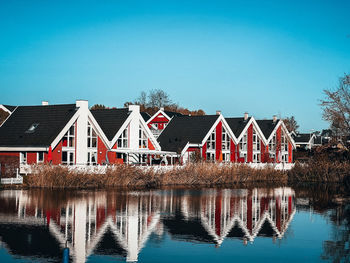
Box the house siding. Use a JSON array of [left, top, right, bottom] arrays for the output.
[[215, 121, 222, 161]]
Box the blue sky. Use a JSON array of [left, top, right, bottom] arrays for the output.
[[1, 0, 349, 132]]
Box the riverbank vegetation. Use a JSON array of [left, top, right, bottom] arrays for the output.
[[23, 163, 287, 189]]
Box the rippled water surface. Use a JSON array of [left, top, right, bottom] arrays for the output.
[[0, 184, 349, 263]]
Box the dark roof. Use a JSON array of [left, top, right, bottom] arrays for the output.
[[91, 108, 130, 141], [140, 112, 151, 122], [225, 117, 251, 138], [164, 110, 183, 118], [255, 119, 280, 139], [157, 115, 219, 153], [292, 133, 313, 143], [2, 105, 17, 112], [0, 104, 77, 147]]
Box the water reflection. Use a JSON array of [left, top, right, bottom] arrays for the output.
[[0, 187, 295, 262]]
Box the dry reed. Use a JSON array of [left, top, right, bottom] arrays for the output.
[[24, 163, 287, 189]]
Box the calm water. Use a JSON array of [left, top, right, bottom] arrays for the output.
[[0, 185, 349, 263]]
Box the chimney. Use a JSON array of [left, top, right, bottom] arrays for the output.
[[244, 112, 248, 121], [75, 100, 89, 165], [128, 104, 140, 114], [128, 105, 140, 151], [273, 115, 277, 123], [216, 110, 221, 115], [76, 99, 88, 109], [42, 101, 49, 106], [160, 107, 164, 112]]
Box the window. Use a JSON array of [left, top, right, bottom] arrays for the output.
[[222, 127, 230, 150], [253, 153, 261, 163], [62, 151, 74, 165], [20, 152, 27, 164], [87, 123, 97, 148], [206, 152, 215, 161], [63, 125, 75, 148], [207, 131, 215, 150], [25, 123, 39, 133], [87, 122, 98, 165], [37, 152, 44, 163], [239, 134, 247, 151], [117, 128, 128, 148], [269, 133, 276, 152], [281, 132, 288, 152], [139, 125, 148, 148], [253, 129, 260, 151]]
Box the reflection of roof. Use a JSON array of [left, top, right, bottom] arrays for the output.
[[163, 213, 215, 243], [158, 115, 219, 153], [91, 108, 130, 141], [225, 117, 251, 137], [0, 104, 77, 147], [0, 224, 61, 262], [93, 228, 127, 257], [255, 119, 280, 139]]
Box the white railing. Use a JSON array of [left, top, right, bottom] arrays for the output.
[[1, 169, 23, 184]]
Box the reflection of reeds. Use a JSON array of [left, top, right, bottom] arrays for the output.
[[24, 163, 287, 189], [288, 160, 350, 184]]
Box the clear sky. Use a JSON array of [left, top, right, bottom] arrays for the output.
[[1, 0, 349, 132]]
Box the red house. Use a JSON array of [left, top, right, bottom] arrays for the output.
[[146, 108, 183, 137]]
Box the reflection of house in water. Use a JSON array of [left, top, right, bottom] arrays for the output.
[[0, 187, 295, 262], [163, 187, 295, 246]]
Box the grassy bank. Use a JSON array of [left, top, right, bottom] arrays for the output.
[[288, 160, 350, 184], [24, 163, 287, 189]]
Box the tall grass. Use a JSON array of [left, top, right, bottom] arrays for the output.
[[24, 163, 287, 189]]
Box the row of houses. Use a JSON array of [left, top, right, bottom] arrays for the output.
[[0, 100, 296, 175]]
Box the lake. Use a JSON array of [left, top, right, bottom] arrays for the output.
[[0, 184, 349, 263]]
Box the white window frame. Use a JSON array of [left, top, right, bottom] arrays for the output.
[[87, 122, 98, 165], [207, 131, 216, 151], [62, 150, 74, 165], [20, 152, 27, 164], [139, 125, 148, 149], [62, 124, 76, 165], [117, 128, 128, 148], [37, 152, 44, 163]]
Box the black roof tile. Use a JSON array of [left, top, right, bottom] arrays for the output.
[[292, 133, 313, 143], [91, 108, 130, 141], [2, 105, 17, 112], [164, 110, 183, 118], [157, 115, 219, 153], [0, 104, 77, 147], [140, 112, 151, 122], [255, 119, 280, 139], [225, 117, 251, 138]]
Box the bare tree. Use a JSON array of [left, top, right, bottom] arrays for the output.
[[148, 89, 172, 108], [321, 74, 350, 139], [283, 116, 299, 132], [136, 91, 147, 106]]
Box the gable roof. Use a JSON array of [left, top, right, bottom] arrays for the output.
[[255, 119, 280, 139], [1, 105, 17, 112], [292, 133, 314, 143], [0, 104, 77, 148], [157, 115, 219, 153], [140, 112, 151, 122], [164, 110, 183, 118], [91, 108, 130, 141], [225, 117, 251, 138]]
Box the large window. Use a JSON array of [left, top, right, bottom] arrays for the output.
[[87, 122, 97, 165], [253, 129, 260, 151], [269, 133, 276, 152], [62, 124, 75, 165], [139, 125, 148, 148], [37, 152, 44, 163], [62, 125, 75, 148], [207, 131, 215, 150], [281, 132, 288, 152], [239, 134, 247, 151], [117, 128, 128, 148], [222, 127, 230, 151]]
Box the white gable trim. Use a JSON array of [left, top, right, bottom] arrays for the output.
[[266, 121, 296, 149], [0, 106, 18, 128], [235, 117, 267, 145], [146, 109, 171, 125], [0, 147, 48, 152], [0, 105, 13, 114], [50, 109, 80, 149], [139, 114, 161, 151]]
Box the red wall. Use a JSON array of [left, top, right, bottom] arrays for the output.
[[148, 139, 155, 150], [97, 137, 108, 165], [51, 141, 62, 165], [230, 139, 236, 162], [27, 152, 37, 164], [148, 113, 170, 130], [260, 141, 266, 163], [288, 142, 293, 163], [215, 122, 222, 161], [202, 142, 207, 160], [247, 124, 253, 163], [275, 126, 282, 163]]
